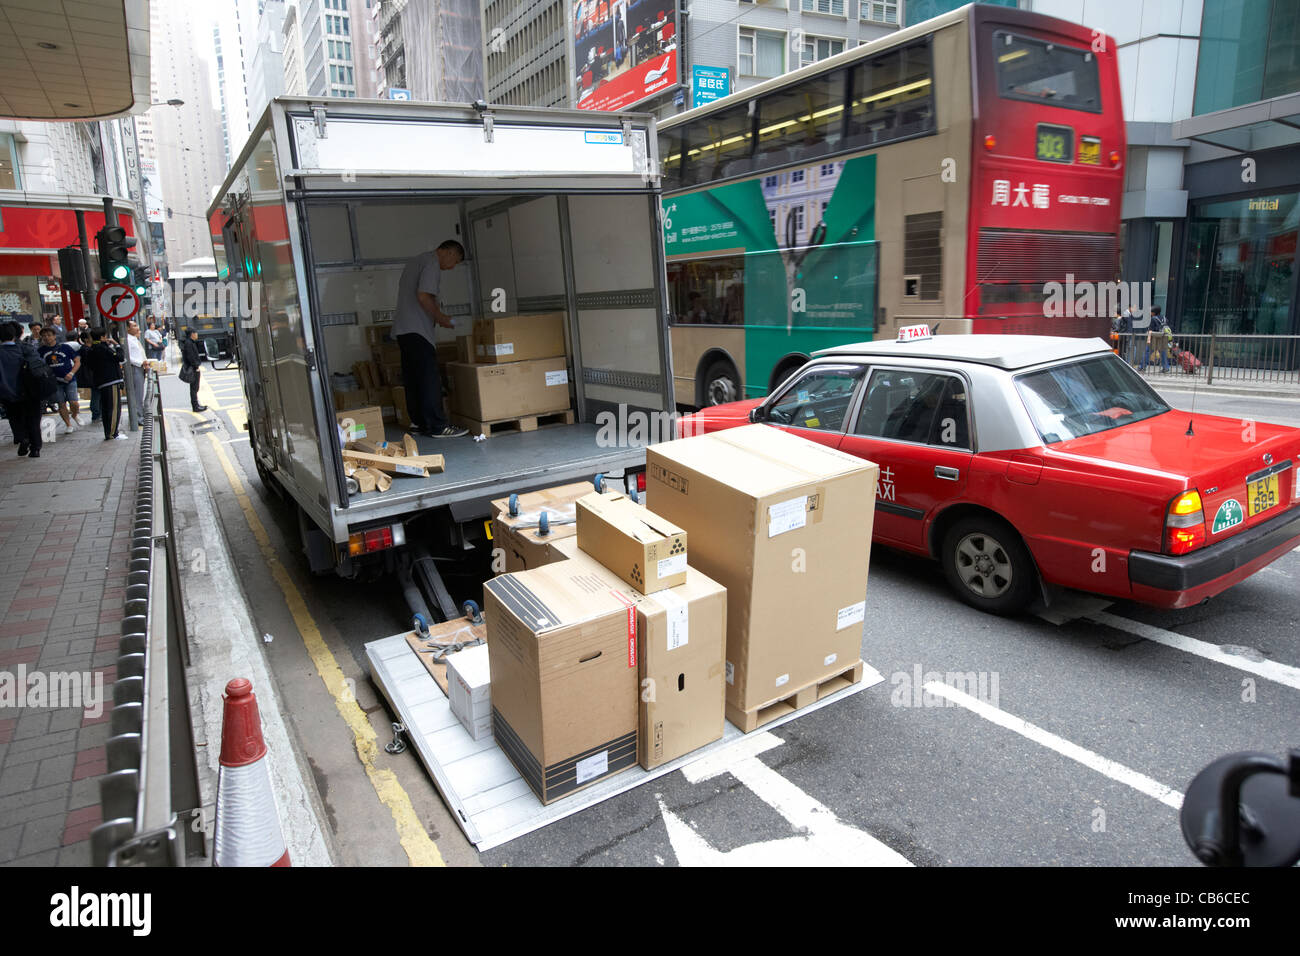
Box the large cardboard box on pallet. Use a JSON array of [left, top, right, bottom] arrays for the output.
[[576, 492, 687, 593], [554, 543, 726, 768], [490, 481, 601, 572], [483, 561, 639, 804], [447, 357, 570, 423], [474, 313, 566, 364], [646, 424, 877, 717]]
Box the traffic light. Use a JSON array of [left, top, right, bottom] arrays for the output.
[[57, 246, 90, 294], [131, 264, 149, 298], [95, 225, 135, 283]]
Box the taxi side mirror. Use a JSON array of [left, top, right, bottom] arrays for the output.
[[748, 405, 765, 423]]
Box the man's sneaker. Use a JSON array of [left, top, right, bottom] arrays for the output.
[[64, 423, 76, 434], [28, 450, 40, 458], [113, 434, 129, 441], [16, 443, 29, 457], [430, 425, 469, 439]]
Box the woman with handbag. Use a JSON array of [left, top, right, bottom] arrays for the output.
[[179, 328, 206, 413]]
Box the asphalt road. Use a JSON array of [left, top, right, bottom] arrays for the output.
[[168, 365, 1300, 867]]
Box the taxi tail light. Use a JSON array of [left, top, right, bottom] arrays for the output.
[[347, 523, 406, 557], [1164, 491, 1206, 556]]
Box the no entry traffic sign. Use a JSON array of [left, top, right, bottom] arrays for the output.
[[96, 283, 140, 322]]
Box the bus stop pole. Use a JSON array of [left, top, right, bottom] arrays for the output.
[[103, 197, 140, 433]]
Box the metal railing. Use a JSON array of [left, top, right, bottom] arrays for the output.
[[1113, 333, 1300, 387], [90, 369, 204, 866]]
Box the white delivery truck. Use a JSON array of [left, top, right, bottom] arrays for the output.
[[206, 98, 672, 619]]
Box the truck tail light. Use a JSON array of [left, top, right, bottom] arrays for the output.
[[348, 522, 406, 556], [983, 134, 996, 151], [1165, 491, 1206, 555], [636, 471, 646, 492]]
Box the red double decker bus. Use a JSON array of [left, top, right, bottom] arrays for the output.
[[658, 4, 1126, 406]]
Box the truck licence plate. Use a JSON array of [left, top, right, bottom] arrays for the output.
[[1247, 474, 1279, 516]]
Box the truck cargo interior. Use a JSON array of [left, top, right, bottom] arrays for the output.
[[304, 193, 669, 511]]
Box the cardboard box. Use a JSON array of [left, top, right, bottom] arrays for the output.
[[447, 644, 493, 740], [435, 341, 458, 366], [333, 388, 368, 411], [645, 424, 877, 714], [484, 561, 639, 804], [554, 544, 726, 768], [367, 386, 393, 408], [392, 386, 410, 428], [576, 492, 687, 594], [456, 334, 474, 364], [381, 363, 403, 386], [447, 356, 570, 423], [473, 312, 566, 364], [365, 323, 394, 348], [489, 481, 605, 572], [335, 405, 386, 443], [374, 343, 403, 366]]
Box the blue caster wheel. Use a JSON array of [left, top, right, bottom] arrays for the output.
[[593, 473, 605, 493], [462, 600, 482, 625], [538, 511, 550, 536], [412, 612, 430, 638], [508, 493, 520, 517]]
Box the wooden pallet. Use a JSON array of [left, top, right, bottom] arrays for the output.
[[726, 660, 865, 734], [451, 408, 575, 438]]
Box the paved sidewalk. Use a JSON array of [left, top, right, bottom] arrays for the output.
[[0, 412, 140, 866]]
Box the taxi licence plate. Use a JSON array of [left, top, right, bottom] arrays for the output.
[[1247, 474, 1279, 516], [1078, 138, 1101, 165]]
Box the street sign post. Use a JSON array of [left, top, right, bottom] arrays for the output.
[[96, 283, 141, 322]]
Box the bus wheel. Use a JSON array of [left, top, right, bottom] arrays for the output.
[[702, 359, 740, 406]]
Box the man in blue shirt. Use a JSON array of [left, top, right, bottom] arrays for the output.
[[38, 326, 83, 434]]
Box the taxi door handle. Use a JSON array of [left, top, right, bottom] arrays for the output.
[[935, 466, 960, 481]]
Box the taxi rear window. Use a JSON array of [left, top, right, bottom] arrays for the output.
[[1014, 355, 1169, 443]]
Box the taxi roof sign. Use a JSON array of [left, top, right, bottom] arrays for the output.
[[898, 324, 933, 342]]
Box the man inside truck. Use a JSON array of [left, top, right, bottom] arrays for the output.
[[394, 239, 469, 439]]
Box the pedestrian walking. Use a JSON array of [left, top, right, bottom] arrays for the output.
[[393, 239, 468, 439], [76, 329, 101, 422], [83, 328, 127, 440], [179, 329, 207, 413], [1, 320, 47, 457], [144, 320, 164, 361], [125, 320, 147, 427], [36, 326, 82, 433], [1142, 307, 1171, 373]]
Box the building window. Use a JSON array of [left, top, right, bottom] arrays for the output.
[[860, 0, 899, 23], [0, 133, 19, 189], [801, 36, 844, 68], [1194, 0, 1300, 114], [821, 163, 835, 176], [764, 175, 778, 188], [788, 204, 806, 240], [802, 0, 846, 15], [739, 27, 786, 78], [791, 168, 805, 183]]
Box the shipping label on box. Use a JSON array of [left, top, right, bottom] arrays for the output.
[[447, 357, 570, 422], [576, 492, 687, 594], [645, 424, 876, 713], [483, 562, 639, 804], [473, 312, 566, 365]]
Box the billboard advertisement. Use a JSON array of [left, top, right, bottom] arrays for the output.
[[140, 158, 165, 224], [573, 0, 678, 111]]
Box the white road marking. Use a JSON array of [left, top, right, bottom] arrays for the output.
[[1086, 611, 1300, 691], [663, 731, 912, 867], [922, 681, 1184, 810]]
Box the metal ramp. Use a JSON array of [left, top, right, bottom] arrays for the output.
[[366, 632, 882, 852]]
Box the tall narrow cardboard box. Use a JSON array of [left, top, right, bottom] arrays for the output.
[[645, 424, 878, 717]]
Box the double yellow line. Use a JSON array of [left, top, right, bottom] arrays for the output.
[[196, 414, 444, 867]]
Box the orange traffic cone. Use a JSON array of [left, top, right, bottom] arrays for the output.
[[213, 678, 291, 867]]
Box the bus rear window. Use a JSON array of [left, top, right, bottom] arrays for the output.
[[992, 30, 1101, 113]]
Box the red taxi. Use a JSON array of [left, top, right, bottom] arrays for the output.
[[678, 330, 1300, 615]]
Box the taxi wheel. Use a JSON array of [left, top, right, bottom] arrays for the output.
[[941, 517, 1036, 615]]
